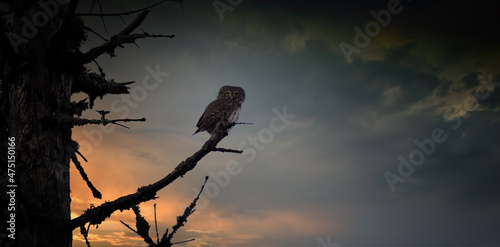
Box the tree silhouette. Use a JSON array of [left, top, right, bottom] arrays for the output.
[[0, 1, 242, 246]]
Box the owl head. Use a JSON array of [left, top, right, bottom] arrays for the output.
[[217, 85, 246, 103]]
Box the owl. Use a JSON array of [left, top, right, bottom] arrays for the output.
[[194, 85, 246, 135]]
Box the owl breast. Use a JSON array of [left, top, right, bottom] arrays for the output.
[[228, 107, 240, 123]]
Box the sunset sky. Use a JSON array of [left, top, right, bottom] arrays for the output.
[[70, 1, 500, 246]]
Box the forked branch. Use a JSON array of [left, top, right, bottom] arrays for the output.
[[81, 10, 175, 64], [68, 116, 241, 231], [121, 176, 208, 246]]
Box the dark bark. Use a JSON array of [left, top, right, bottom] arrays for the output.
[[6, 66, 73, 247], [0, 0, 79, 245]]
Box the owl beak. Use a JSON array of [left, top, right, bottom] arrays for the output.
[[230, 95, 234, 100]]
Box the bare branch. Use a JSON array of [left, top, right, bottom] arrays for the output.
[[122, 177, 208, 246], [92, 59, 106, 77], [120, 220, 138, 235], [213, 147, 243, 153], [172, 239, 195, 245], [73, 72, 133, 108], [81, 10, 148, 62], [155, 204, 160, 244], [66, 116, 146, 128], [76, 0, 183, 16], [68, 116, 241, 231], [68, 98, 90, 117], [71, 150, 102, 199], [80, 10, 174, 63], [132, 206, 156, 245], [107, 32, 175, 47], [76, 148, 88, 162], [80, 225, 91, 247], [165, 176, 209, 243], [95, 0, 108, 32], [83, 26, 107, 41], [65, 140, 101, 198]]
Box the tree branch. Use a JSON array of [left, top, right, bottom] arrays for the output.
[[71, 150, 102, 199], [120, 219, 139, 235], [76, 0, 183, 16], [83, 25, 107, 41], [65, 116, 146, 128], [213, 147, 243, 154], [121, 176, 208, 246], [81, 10, 148, 62], [68, 98, 90, 117], [65, 140, 101, 198], [73, 72, 133, 108], [165, 176, 208, 244], [79, 224, 91, 247], [80, 10, 175, 63], [68, 117, 240, 231], [130, 205, 156, 245]]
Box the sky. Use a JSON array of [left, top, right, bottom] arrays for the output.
[[69, 1, 500, 246]]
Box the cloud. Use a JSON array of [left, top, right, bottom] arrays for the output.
[[180, 208, 337, 247]]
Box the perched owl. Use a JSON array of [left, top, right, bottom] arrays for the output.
[[194, 85, 246, 135]]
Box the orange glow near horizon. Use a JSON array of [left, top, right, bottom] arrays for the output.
[[70, 125, 338, 247], [70, 126, 199, 247]]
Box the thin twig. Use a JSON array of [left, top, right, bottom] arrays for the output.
[[89, 0, 96, 13], [75, 149, 88, 162], [76, 0, 180, 16], [118, 15, 126, 25], [173, 238, 195, 245], [120, 220, 138, 234], [83, 26, 108, 42], [213, 147, 243, 154], [236, 122, 253, 125], [71, 151, 102, 199], [92, 59, 105, 77], [112, 122, 130, 129], [85, 223, 92, 244], [80, 225, 91, 247], [96, 0, 107, 32], [154, 203, 159, 244]]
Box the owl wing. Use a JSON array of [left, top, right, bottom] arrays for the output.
[[194, 99, 224, 135], [194, 99, 241, 135]]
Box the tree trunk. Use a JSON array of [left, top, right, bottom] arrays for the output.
[[6, 67, 73, 246], [0, 0, 79, 244]]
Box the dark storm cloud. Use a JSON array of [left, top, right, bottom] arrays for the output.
[[462, 71, 483, 89], [382, 42, 420, 65], [404, 111, 500, 198], [396, 1, 500, 41], [245, 0, 500, 40]]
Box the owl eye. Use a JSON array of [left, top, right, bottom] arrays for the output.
[[225, 91, 231, 96], [234, 92, 239, 96]]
